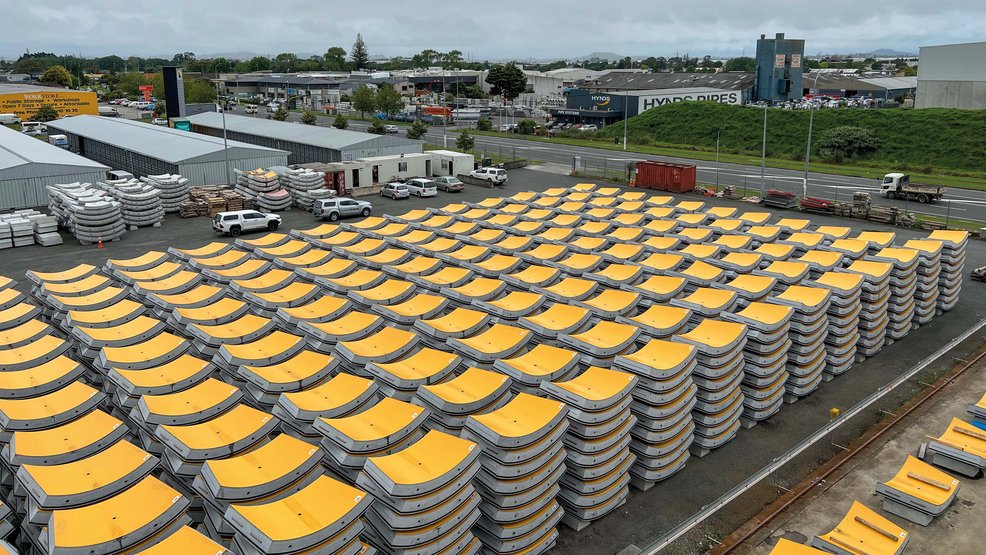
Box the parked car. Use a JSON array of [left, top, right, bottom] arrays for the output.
[[314, 197, 372, 221], [469, 167, 508, 185], [384, 124, 400, 134], [245, 105, 258, 114], [20, 122, 46, 136], [151, 118, 168, 126], [0, 113, 22, 125], [434, 176, 464, 193], [405, 178, 438, 198], [579, 124, 598, 132], [380, 182, 410, 199], [212, 210, 281, 237]]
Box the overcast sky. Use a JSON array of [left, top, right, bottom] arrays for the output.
[[4, 1, 984, 61]]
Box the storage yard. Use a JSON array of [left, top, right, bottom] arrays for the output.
[[0, 167, 983, 555]]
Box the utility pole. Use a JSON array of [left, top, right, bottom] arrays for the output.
[[803, 73, 822, 199], [217, 81, 231, 185]]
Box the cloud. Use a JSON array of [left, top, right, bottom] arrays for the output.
[[4, 0, 985, 60]]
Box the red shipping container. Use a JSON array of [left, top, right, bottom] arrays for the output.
[[634, 161, 696, 192]]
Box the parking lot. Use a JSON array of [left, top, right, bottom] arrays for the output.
[[6, 167, 986, 554]]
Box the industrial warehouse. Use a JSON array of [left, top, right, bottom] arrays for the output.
[[183, 112, 423, 163], [44, 115, 288, 186], [0, 125, 109, 209]]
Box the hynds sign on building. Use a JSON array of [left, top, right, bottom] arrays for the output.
[[637, 89, 742, 112], [0, 90, 98, 120]]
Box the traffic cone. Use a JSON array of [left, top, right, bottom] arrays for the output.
[[97, 238, 103, 249]]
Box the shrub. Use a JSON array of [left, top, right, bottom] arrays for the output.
[[817, 126, 881, 160]]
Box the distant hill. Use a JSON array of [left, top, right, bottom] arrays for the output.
[[598, 102, 986, 173]]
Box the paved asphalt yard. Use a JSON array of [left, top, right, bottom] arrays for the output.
[[4, 167, 986, 554]]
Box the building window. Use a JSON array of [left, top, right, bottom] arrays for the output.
[[398, 162, 407, 172]]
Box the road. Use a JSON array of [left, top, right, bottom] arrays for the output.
[[220, 104, 986, 224]]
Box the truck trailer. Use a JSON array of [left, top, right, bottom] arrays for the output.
[[880, 173, 945, 203]]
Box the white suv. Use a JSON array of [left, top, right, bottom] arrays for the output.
[[469, 167, 508, 185], [213, 210, 281, 237], [405, 178, 438, 198]]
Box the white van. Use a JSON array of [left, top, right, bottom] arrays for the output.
[[48, 134, 69, 149], [0, 114, 21, 125], [20, 122, 46, 136]]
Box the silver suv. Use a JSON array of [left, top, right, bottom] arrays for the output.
[[314, 198, 373, 221]]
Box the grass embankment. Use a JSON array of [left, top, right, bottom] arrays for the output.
[[471, 103, 986, 190]]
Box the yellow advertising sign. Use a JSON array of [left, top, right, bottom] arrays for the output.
[[0, 91, 98, 120]]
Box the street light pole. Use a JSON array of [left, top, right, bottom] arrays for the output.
[[715, 129, 721, 190], [759, 102, 767, 199], [217, 81, 232, 185], [802, 73, 821, 198], [622, 87, 629, 151]]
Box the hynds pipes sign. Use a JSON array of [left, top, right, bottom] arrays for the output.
[[638, 90, 742, 111]]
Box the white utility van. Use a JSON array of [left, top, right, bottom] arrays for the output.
[[0, 114, 21, 125]]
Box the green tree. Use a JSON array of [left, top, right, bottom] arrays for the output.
[[247, 56, 272, 72], [332, 114, 349, 129], [32, 105, 59, 122], [350, 34, 370, 70], [406, 120, 428, 139], [723, 56, 757, 72], [271, 106, 289, 121], [477, 117, 492, 131], [485, 63, 527, 101], [367, 120, 386, 134], [817, 126, 881, 161], [374, 84, 403, 117], [301, 110, 319, 125], [517, 118, 536, 135], [351, 85, 376, 117], [274, 53, 298, 72], [324, 47, 348, 71], [14, 58, 40, 75], [461, 84, 487, 99], [40, 65, 73, 87], [153, 101, 166, 116], [456, 130, 475, 152]]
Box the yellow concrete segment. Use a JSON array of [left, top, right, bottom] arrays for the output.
[[117, 261, 183, 282], [370, 348, 460, 383], [19, 439, 152, 499], [279, 373, 376, 416], [190, 249, 250, 270], [352, 279, 416, 304], [380, 294, 447, 319], [614, 213, 646, 227], [547, 213, 581, 227], [736, 302, 794, 327], [140, 378, 239, 421], [474, 255, 522, 273], [109, 354, 211, 393], [238, 232, 289, 249], [420, 214, 456, 227], [40, 274, 112, 297], [926, 230, 969, 247], [569, 236, 610, 252], [738, 211, 771, 225], [231, 268, 294, 293], [349, 216, 388, 229], [586, 208, 617, 220], [549, 366, 636, 404], [320, 397, 424, 443], [522, 304, 591, 331], [932, 417, 986, 458], [324, 269, 385, 290], [555, 254, 605, 273], [469, 392, 567, 443], [675, 201, 705, 213], [567, 321, 639, 350], [414, 266, 473, 287], [814, 500, 907, 554], [65, 299, 144, 328], [276, 248, 333, 268], [676, 288, 737, 311], [317, 230, 361, 246], [680, 260, 724, 282], [522, 243, 569, 262], [677, 320, 746, 351], [9, 409, 125, 463], [293, 223, 341, 239], [775, 218, 811, 232], [619, 338, 695, 373], [600, 242, 645, 261], [135, 526, 228, 554], [708, 219, 744, 233], [496, 344, 581, 379], [441, 202, 469, 213], [0, 319, 50, 347], [826, 239, 870, 258], [618, 191, 647, 201], [444, 277, 505, 299], [645, 195, 674, 206], [637, 252, 685, 273], [0, 380, 99, 428], [420, 367, 510, 406], [813, 225, 852, 240], [580, 289, 641, 315], [680, 244, 721, 260], [277, 295, 351, 322], [774, 286, 831, 311], [901, 239, 943, 257], [26, 263, 99, 285], [797, 250, 844, 268], [338, 326, 418, 358], [191, 314, 273, 341], [207, 259, 271, 281], [201, 433, 320, 491], [132, 270, 200, 294], [854, 231, 896, 249], [454, 323, 532, 354], [745, 225, 783, 243], [572, 183, 597, 192], [48, 475, 187, 552], [675, 213, 707, 226], [706, 206, 738, 219], [398, 230, 439, 246], [0, 335, 67, 370], [768, 538, 829, 554], [577, 221, 610, 235], [158, 404, 273, 452], [242, 350, 336, 387], [0, 356, 82, 398], [784, 233, 825, 250], [388, 256, 442, 275], [175, 297, 248, 323], [677, 227, 714, 243], [75, 315, 161, 344], [882, 455, 959, 506], [753, 242, 796, 260], [846, 260, 893, 281], [296, 258, 358, 278], [417, 308, 490, 335]]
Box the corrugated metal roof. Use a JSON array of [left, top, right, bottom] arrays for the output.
[[45, 116, 288, 164], [0, 83, 74, 95], [185, 112, 423, 151], [0, 125, 108, 173]]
